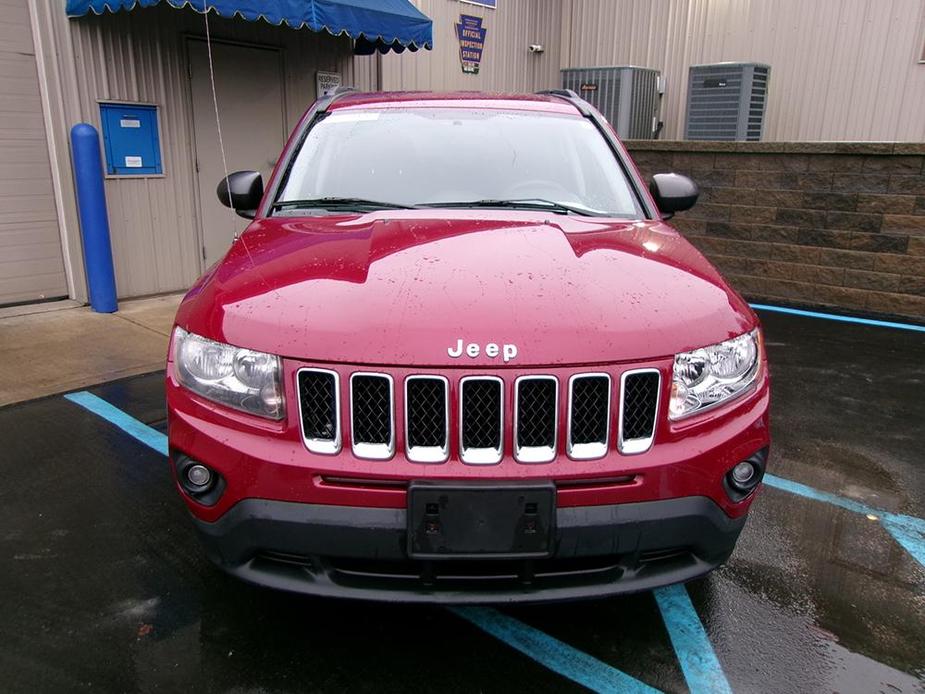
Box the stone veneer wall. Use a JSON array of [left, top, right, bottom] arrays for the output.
[[624, 141, 925, 321]]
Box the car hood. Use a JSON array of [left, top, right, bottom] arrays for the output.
[[176, 210, 756, 366]]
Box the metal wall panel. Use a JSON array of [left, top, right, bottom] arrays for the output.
[[30, 2, 365, 299], [559, 0, 925, 142], [373, 0, 562, 93], [0, 0, 67, 305]]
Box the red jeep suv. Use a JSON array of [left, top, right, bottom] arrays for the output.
[[166, 90, 769, 603]]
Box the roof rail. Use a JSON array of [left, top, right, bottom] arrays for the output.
[[536, 88, 578, 99], [315, 85, 358, 113], [534, 88, 590, 115]]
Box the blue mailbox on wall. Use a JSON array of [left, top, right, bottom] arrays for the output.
[[99, 103, 163, 176]]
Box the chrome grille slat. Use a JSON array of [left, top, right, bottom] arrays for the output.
[[514, 376, 558, 464], [405, 376, 449, 463], [459, 376, 503, 465], [619, 369, 660, 454], [297, 368, 340, 455], [567, 374, 611, 460], [350, 373, 394, 460]]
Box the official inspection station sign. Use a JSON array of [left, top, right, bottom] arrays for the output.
[[456, 15, 487, 74]]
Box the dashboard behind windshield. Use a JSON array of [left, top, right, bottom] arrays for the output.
[[275, 108, 644, 217]]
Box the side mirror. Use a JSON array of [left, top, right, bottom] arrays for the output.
[[649, 173, 699, 220], [216, 170, 263, 219]]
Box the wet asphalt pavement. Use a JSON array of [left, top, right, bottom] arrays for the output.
[[1, 309, 923, 693]]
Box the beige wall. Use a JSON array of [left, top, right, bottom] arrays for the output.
[[373, 0, 925, 141], [30, 2, 372, 299], [376, 0, 561, 92], [24, 0, 925, 302], [560, 0, 925, 142]]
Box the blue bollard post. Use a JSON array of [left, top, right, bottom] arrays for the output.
[[70, 123, 118, 313]]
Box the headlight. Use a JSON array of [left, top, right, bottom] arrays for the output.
[[669, 329, 761, 420], [173, 327, 284, 420]]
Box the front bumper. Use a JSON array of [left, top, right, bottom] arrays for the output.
[[192, 494, 747, 604], [166, 366, 771, 522]]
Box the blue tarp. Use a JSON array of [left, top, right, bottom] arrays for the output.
[[65, 0, 433, 52]]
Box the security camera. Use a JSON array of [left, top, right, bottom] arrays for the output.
[[528, 44, 544, 53]]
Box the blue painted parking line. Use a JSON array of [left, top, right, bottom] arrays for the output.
[[450, 606, 660, 694], [64, 390, 167, 455], [750, 303, 925, 333], [764, 473, 925, 569], [882, 517, 925, 569], [653, 584, 732, 694]]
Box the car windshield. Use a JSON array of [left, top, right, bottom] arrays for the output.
[[275, 108, 643, 218]]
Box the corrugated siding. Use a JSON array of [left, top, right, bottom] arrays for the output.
[[374, 0, 561, 92], [32, 2, 366, 298], [0, 0, 67, 305], [560, 0, 925, 141]]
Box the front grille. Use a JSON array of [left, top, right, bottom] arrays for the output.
[[514, 377, 558, 463], [619, 370, 660, 454], [350, 373, 394, 459], [568, 374, 610, 459], [296, 366, 664, 462], [297, 369, 340, 454], [405, 376, 449, 462], [460, 377, 503, 464]]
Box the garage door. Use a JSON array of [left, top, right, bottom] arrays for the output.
[[0, 0, 67, 306]]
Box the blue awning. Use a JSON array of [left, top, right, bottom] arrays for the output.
[[65, 0, 433, 53]]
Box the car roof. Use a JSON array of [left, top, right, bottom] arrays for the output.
[[327, 90, 581, 116]]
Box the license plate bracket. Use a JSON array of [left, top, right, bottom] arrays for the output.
[[407, 482, 555, 559]]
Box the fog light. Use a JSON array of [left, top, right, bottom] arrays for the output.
[[723, 447, 768, 502], [731, 461, 755, 485], [186, 464, 212, 488], [727, 460, 760, 493], [171, 452, 225, 506]]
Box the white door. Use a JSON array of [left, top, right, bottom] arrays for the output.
[[0, 0, 68, 305], [188, 40, 286, 267]]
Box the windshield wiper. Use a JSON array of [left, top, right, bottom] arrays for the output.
[[419, 198, 608, 217], [271, 197, 418, 212]]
